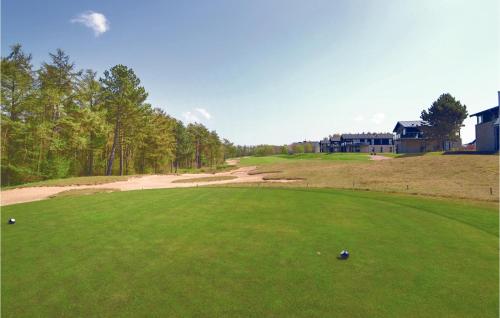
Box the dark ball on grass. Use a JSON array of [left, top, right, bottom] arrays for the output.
[[339, 250, 349, 260], [8, 218, 16, 224]]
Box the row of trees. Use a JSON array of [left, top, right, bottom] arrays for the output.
[[222, 143, 317, 157], [1, 45, 229, 186]]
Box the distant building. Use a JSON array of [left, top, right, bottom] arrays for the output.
[[291, 141, 320, 153], [469, 92, 499, 152], [393, 120, 461, 153], [319, 134, 341, 152], [393, 121, 427, 153], [320, 133, 394, 153], [341, 133, 394, 153]]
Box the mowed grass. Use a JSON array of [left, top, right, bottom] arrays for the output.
[[244, 154, 499, 201], [2, 187, 498, 317]]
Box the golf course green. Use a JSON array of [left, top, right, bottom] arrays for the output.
[[2, 187, 498, 317]]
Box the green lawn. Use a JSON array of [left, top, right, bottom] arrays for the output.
[[240, 153, 370, 165], [2, 188, 498, 317]]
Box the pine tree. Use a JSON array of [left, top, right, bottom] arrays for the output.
[[100, 65, 148, 175], [420, 93, 468, 150]]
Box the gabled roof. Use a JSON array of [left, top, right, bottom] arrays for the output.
[[392, 120, 426, 132], [469, 106, 499, 117], [397, 120, 425, 127]]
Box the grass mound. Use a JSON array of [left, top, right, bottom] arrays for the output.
[[2, 175, 130, 189], [2, 188, 498, 317], [172, 176, 237, 183]]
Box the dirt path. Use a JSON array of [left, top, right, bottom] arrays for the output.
[[0, 164, 289, 206], [370, 155, 393, 160], [225, 158, 240, 166]]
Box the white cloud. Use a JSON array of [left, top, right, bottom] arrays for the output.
[[354, 115, 364, 122], [182, 111, 199, 123], [371, 112, 386, 125], [71, 11, 109, 36], [182, 108, 212, 123], [195, 108, 211, 119]]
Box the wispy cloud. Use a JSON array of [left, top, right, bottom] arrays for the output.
[[195, 108, 211, 119], [354, 115, 365, 122], [71, 11, 109, 36], [182, 108, 212, 123], [370, 112, 386, 125]]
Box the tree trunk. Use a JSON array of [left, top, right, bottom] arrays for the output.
[[119, 134, 124, 176], [106, 118, 120, 176], [88, 149, 94, 176], [196, 140, 201, 169], [87, 132, 94, 176]]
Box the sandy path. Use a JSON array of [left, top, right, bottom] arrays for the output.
[[370, 155, 393, 160], [0, 165, 288, 206]]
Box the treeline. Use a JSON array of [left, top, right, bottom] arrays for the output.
[[224, 144, 290, 157], [1, 44, 234, 186], [222, 142, 319, 158]]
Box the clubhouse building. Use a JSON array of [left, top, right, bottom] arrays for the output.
[[469, 92, 499, 152], [392, 120, 461, 153], [320, 133, 394, 153]]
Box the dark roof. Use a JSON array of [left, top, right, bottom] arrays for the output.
[[392, 120, 426, 132], [397, 120, 425, 127], [341, 133, 393, 139], [469, 106, 499, 117]]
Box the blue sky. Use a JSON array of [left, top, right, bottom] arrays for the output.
[[2, 0, 498, 144]]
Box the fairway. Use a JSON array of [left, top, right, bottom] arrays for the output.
[[2, 188, 498, 317]]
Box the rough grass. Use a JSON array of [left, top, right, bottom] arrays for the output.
[[240, 153, 370, 165], [48, 188, 120, 199], [175, 164, 236, 174], [2, 175, 130, 189], [245, 154, 499, 201], [2, 187, 497, 317], [172, 176, 237, 183]]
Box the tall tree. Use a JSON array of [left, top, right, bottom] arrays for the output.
[[139, 108, 176, 173], [1, 44, 34, 120], [37, 49, 82, 179], [1, 44, 34, 184], [38, 49, 81, 121], [223, 139, 237, 159], [100, 65, 148, 175], [75, 70, 109, 175], [187, 123, 209, 169], [420, 93, 468, 150], [173, 120, 193, 171]]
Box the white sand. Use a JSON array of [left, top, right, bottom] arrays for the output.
[[370, 155, 393, 161]]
